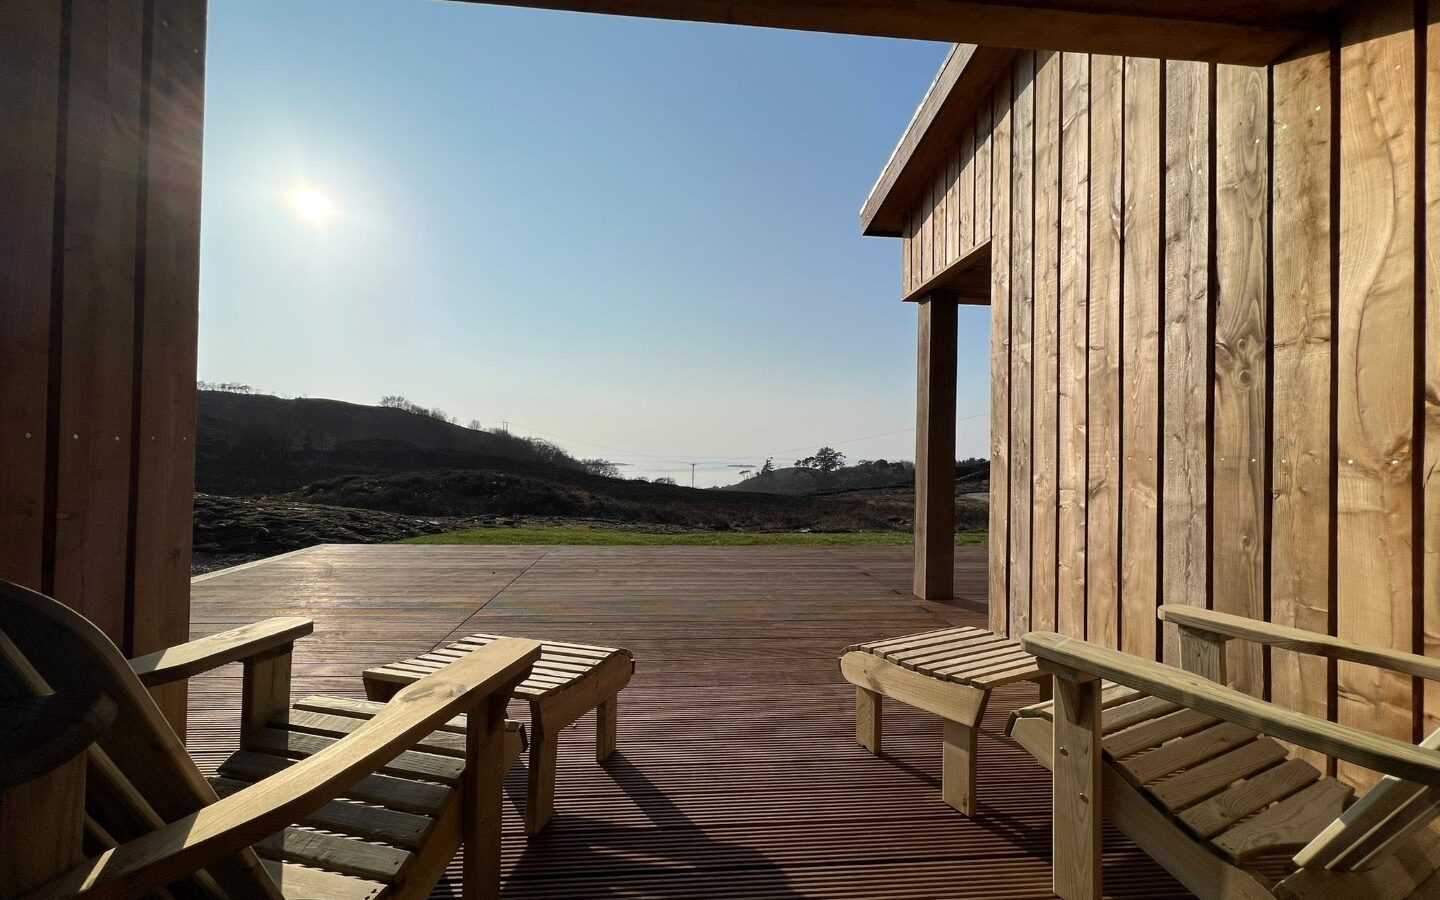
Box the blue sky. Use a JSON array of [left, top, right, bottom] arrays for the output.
[[199, 0, 992, 486]]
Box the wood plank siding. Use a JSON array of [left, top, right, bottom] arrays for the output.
[[0, 0, 205, 728], [892, 0, 1436, 785]]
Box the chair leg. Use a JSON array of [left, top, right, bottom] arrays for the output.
[[596, 697, 618, 762], [526, 724, 559, 835], [856, 687, 882, 754], [1053, 674, 1102, 900], [463, 695, 508, 900], [942, 720, 979, 816]]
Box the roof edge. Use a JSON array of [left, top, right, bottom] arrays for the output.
[[860, 45, 1015, 238]]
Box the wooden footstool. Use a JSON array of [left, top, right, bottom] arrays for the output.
[[364, 633, 634, 834], [840, 625, 1048, 816]]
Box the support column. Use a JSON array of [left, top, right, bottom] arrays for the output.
[[914, 291, 959, 603]]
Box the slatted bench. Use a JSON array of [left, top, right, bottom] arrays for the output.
[[840, 625, 1047, 816], [363, 633, 634, 834]]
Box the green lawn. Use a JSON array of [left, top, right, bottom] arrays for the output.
[[404, 526, 988, 547]]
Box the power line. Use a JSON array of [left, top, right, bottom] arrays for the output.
[[499, 412, 987, 470]]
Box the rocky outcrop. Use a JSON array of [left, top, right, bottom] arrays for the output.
[[193, 493, 460, 558]]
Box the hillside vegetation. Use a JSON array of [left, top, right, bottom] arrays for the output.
[[290, 468, 914, 532], [191, 390, 990, 566], [196, 390, 590, 495], [726, 459, 914, 495], [728, 456, 989, 496]]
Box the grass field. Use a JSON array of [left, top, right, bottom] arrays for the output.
[[405, 526, 988, 547]]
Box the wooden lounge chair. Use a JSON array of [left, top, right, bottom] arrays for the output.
[[1007, 604, 1440, 900], [0, 578, 541, 900]]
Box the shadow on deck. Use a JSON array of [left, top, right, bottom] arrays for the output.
[[187, 544, 1187, 898]]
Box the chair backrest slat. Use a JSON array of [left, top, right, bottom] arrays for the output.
[[1295, 725, 1440, 872], [0, 579, 280, 898]]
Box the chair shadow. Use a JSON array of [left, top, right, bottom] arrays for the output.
[[442, 751, 806, 897], [871, 748, 941, 789], [869, 740, 1053, 859]]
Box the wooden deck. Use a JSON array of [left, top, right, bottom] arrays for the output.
[[188, 545, 1187, 898]]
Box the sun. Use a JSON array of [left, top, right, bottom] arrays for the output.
[[288, 184, 336, 225]]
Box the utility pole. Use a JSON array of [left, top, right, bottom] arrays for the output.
[[690, 463, 697, 488]]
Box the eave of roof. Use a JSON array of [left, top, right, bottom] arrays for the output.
[[860, 44, 1015, 238]]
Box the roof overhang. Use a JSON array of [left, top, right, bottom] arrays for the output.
[[859, 44, 1014, 238], [453, 2, 1325, 65]]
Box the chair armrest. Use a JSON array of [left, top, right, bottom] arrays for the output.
[[1159, 605, 1440, 683], [1022, 631, 1440, 790], [128, 617, 314, 687], [30, 637, 541, 900]]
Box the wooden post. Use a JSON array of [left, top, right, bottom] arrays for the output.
[[914, 291, 959, 603], [1052, 671, 1101, 900], [240, 645, 293, 738], [1178, 629, 1227, 684], [0, 0, 206, 740]]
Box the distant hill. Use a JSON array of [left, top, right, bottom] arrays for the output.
[[193, 392, 988, 557], [288, 469, 914, 532], [195, 391, 583, 495], [725, 460, 914, 496], [726, 458, 989, 496]]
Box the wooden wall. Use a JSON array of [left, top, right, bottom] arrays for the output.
[[901, 0, 1440, 786], [0, 0, 207, 725]]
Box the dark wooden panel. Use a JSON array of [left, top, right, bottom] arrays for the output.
[[461, 1, 1316, 67], [1030, 50, 1060, 635], [914, 295, 958, 603], [1161, 59, 1211, 666], [1211, 63, 1270, 697], [1336, 0, 1417, 790], [132, 0, 207, 725], [1086, 54, 1123, 649], [1427, 0, 1440, 738], [1270, 38, 1333, 767], [52, 0, 145, 641], [0, 1, 62, 590], [1056, 52, 1089, 640], [1119, 56, 1161, 661], [1008, 50, 1036, 638], [988, 76, 1013, 637]]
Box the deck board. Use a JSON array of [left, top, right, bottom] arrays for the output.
[[188, 544, 1186, 898]]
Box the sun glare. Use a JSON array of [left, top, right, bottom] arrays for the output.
[[288, 184, 336, 225]]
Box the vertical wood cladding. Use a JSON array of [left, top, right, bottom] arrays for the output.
[[0, 0, 206, 728], [898, 0, 1433, 784]]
